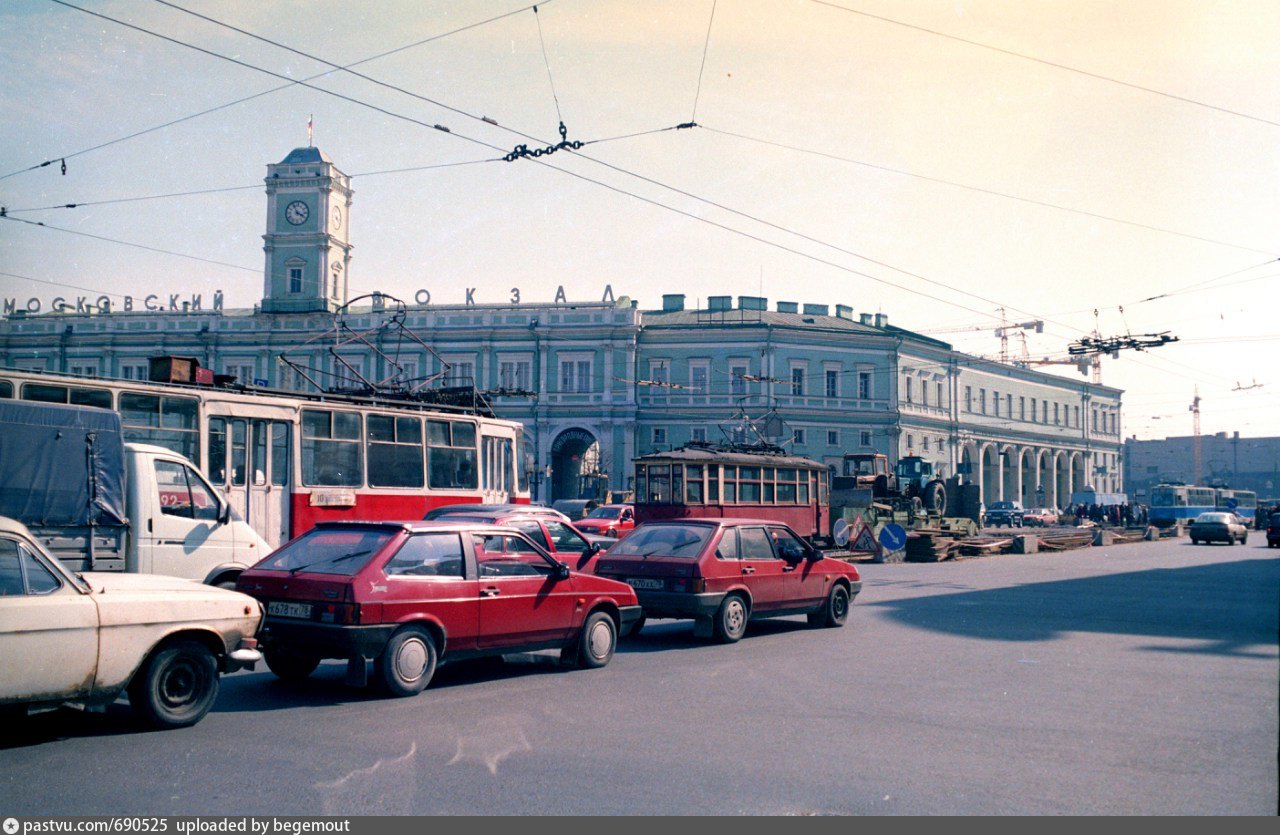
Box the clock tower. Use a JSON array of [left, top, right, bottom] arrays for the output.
[[261, 146, 353, 313]]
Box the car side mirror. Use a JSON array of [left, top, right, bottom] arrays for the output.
[[805, 547, 824, 562], [556, 562, 571, 580], [585, 542, 602, 557], [217, 500, 232, 526]]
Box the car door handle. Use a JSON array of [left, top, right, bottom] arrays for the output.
[[741, 566, 755, 574], [480, 587, 501, 598]]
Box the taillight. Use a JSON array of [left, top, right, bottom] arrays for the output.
[[318, 602, 360, 624], [670, 577, 705, 594]]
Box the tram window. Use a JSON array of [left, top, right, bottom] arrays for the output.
[[208, 418, 228, 484], [0, 381, 10, 398], [119, 392, 199, 462], [271, 422, 289, 487], [426, 419, 478, 490], [21, 383, 111, 410], [229, 420, 247, 486], [646, 465, 671, 503], [686, 464, 704, 503], [777, 468, 797, 503], [301, 409, 363, 487], [739, 467, 761, 503], [368, 415, 425, 488]]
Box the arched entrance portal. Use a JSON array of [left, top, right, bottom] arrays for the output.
[[549, 427, 605, 502]]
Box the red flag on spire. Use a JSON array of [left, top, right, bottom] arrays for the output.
[[307, 114, 313, 146]]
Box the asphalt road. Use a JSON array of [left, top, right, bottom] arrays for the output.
[[2, 534, 1276, 815]]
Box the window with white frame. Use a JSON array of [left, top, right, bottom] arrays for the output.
[[980, 388, 987, 414], [559, 353, 593, 393], [119, 361, 149, 381], [690, 427, 706, 443], [858, 370, 872, 400], [396, 360, 419, 388], [965, 386, 972, 412], [442, 357, 475, 388], [923, 437, 930, 451], [224, 363, 256, 385], [827, 429, 839, 446], [938, 382, 945, 408], [730, 360, 749, 395], [825, 366, 840, 399], [652, 427, 667, 445], [906, 434, 914, 450], [859, 430, 872, 447], [1020, 396, 1026, 420], [69, 363, 99, 377], [792, 428, 806, 446], [333, 356, 365, 389], [921, 378, 929, 406], [688, 360, 709, 395], [905, 377, 913, 403], [497, 355, 531, 391], [1006, 394, 1012, 418], [790, 362, 806, 396], [993, 390, 999, 416], [285, 258, 305, 293]]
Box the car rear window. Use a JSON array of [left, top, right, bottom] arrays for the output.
[[258, 527, 397, 575], [1195, 513, 1231, 524], [607, 524, 711, 558]]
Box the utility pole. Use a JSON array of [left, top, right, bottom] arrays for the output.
[[1189, 387, 1202, 485]]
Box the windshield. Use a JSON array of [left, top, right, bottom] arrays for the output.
[[258, 527, 395, 575], [607, 524, 712, 558], [587, 506, 622, 519], [1195, 513, 1231, 524]]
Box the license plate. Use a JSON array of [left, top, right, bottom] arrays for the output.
[[628, 578, 665, 591], [268, 601, 312, 619]]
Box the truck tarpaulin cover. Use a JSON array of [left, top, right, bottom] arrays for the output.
[[0, 400, 128, 528]]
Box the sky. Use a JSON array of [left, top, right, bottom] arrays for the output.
[[1, 0, 1277, 441]]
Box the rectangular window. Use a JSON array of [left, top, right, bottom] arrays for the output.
[[1092, 410, 1098, 431], [367, 414, 424, 488], [1054, 403, 1060, 424], [905, 377, 913, 404], [443, 361, 474, 388], [825, 369, 839, 399], [689, 361, 709, 395], [301, 409, 362, 487], [858, 371, 872, 400], [923, 437, 930, 451], [289, 268, 303, 293], [730, 361, 748, 396], [21, 383, 112, 411], [827, 430, 839, 446], [980, 389, 987, 415], [119, 362, 150, 381], [68, 363, 98, 377], [560, 356, 593, 393], [119, 392, 199, 463], [993, 390, 999, 416], [426, 419, 477, 489], [921, 380, 929, 406], [793, 428, 806, 446], [965, 386, 972, 412], [1032, 398, 1038, 422], [938, 382, 945, 409], [690, 427, 707, 443], [224, 363, 255, 385], [790, 365, 805, 397], [1006, 394, 1012, 418], [498, 359, 531, 391], [860, 430, 872, 447], [650, 361, 669, 389], [1074, 406, 1080, 427], [652, 427, 667, 445], [1042, 401, 1048, 423]]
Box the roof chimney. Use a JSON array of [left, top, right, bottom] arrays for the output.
[[802, 303, 829, 316], [662, 294, 686, 312], [776, 301, 798, 314], [738, 296, 767, 311], [835, 304, 853, 320], [859, 313, 873, 325], [708, 295, 732, 312], [874, 313, 888, 328]]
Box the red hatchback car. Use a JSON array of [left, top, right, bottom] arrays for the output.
[[595, 519, 861, 643], [574, 504, 637, 539], [235, 521, 641, 697]]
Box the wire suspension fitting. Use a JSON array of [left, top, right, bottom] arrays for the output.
[[503, 121, 583, 162]]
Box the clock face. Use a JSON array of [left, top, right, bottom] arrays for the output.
[[285, 200, 309, 225], [331, 205, 342, 228]]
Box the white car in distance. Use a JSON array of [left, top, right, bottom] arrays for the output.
[[0, 517, 264, 729]]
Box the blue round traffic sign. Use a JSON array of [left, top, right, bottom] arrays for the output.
[[832, 518, 851, 547], [879, 523, 907, 552], [1223, 497, 1239, 510]]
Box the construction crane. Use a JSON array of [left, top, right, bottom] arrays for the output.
[[994, 308, 1044, 364], [1190, 387, 1202, 484]]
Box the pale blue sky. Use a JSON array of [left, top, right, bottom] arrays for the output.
[[1, 0, 1277, 439]]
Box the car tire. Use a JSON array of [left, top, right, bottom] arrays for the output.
[[375, 626, 437, 698], [574, 611, 617, 669], [128, 639, 220, 729], [264, 645, 321, 682], [808, 584, 850, 629], [712, 594, 749, 644]]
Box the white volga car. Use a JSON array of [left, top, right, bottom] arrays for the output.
[[0, 517, 264, 729]]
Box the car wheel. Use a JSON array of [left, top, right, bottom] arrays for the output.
[[264, 645, 321, 682], [808, 584, 850, 629], [575, 611, 617, 669], [128, 639, 220, 729], [712, 594, 749, 644], [375, 626, 437, 697]]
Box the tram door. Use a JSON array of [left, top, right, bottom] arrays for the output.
[[481, 434, 514, 504], [210, 417, 292, 549]]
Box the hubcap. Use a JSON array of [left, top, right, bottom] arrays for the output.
[[725, 599, 745, 634], [396, 638, 429, 681], [833, 591, 848, 619], [587, 621, 613, 659], [160, 660, 200, 708]]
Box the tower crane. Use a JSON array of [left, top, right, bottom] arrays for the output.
[[1189, 387, 1202, 484]]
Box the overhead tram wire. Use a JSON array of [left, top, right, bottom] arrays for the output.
[[690, 0, 717, 123], [808, 0, 1280, 129], [3, 2, 550, 183], [42, 0, 1173, 338], [699, 125, 1278, 258]]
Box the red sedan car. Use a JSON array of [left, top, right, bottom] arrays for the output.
[[574, 504, 636, 538], [235, 521, 641, 697], [595, 519, 861, 643]]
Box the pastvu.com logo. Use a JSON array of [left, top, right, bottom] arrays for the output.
[[3, 817, 20, 834]]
